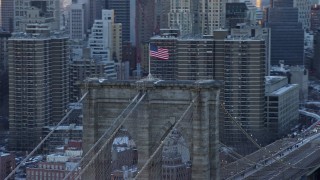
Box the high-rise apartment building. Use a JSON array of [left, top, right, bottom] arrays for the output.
[[14, 0, 60, 32], [150, 29, 267, 154], [8, 24, 69, 151], [219, 37, 266, 154], [267, 0, 304, 66], [0, 0, 14, 32]]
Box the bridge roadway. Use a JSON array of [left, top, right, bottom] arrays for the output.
[[246, 135, 320, 179], [221, 132, 320, 179]]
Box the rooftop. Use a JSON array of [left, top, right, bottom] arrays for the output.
[[271, 84, 299, 96], [265, 76, 287, 85]]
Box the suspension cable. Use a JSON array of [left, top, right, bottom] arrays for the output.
[[74, 93, 146, 179], [5, 92, 89, 180]]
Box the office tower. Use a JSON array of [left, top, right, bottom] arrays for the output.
[[108, 0, 132, 44], [68, 2, 86, 40], [88, 0, 106, 30], [88, 10, 121, 62], [311, 4, 320, 33], [14, 0, 60, 32], [225, 3, 248, 30], [314, 30, 320, 78], [0, 32, 10, 126], [8, 24, 69, 151], [267, 0, 304, 66], [0, 0, 14, 32], [265, 76, 299, 141], [156, 0, 170, 30], [293, 0, 312, 30], [270, 64, 309, 101], [168, 0, 193, 36], [88, 10, 118, 79], [136, 0, 156, 43], [192, 0, 226, 35]]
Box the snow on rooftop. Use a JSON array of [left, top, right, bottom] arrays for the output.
[[0, 152, 10, 157], [271, 84, 298, 95], [113, 136, 129, 145], [265, 76, 286, 84]]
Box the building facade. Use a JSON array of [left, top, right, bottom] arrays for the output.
[[267, 0, 304, 66], [293, 0, 312, 30], [108, 0, 132, 44], [69, 58, 108, 102], [8, 25, 69, 151], [88, 9, 121, 63], [168, 0, 193, 36], [68, 2, 86, 40], [0, 152, 15, 180], [0, 0, 14, 32], [14, 0, 60, 32], [0, 32, 10, 122], [192, 0, 226, 35], [225, 3, 248, 30], [311, 4, 320, 33], [150, 29, 267, 155], [265, 76, 299, 141]]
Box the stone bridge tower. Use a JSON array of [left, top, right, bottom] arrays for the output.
[[82, 79, 221, 179]]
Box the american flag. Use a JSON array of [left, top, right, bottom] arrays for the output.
[[150, 44, 169, 60]]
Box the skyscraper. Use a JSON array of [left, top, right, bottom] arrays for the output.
[[88, 10, 121, 62], [267, 0, 304, 66], [0, 0, 14, 32], [108, 0, 132, 44], [293, 0, 312, 30], [88, 0, 106, 29], [0, 32, 10, 125], [311, 4, 320, 33], [225, 3, 249, 30], [14, 0, 60, 32], [88, 9, 119, 79], [168, 0, 193, 36], [8, 24, 69, 151], [192, 0, 226, 35], [68, 2, 86, 40]]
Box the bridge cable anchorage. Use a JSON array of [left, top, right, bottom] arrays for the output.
[[134, 95, 198, 179], [74, 92, 146, 179], [5, 92, 89, 180], [63, 92, 144, 180], [221, 102, 320, 171]]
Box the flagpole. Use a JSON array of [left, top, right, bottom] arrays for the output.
[[148, 42, 151, 75], [147, 43, 154, 80]]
